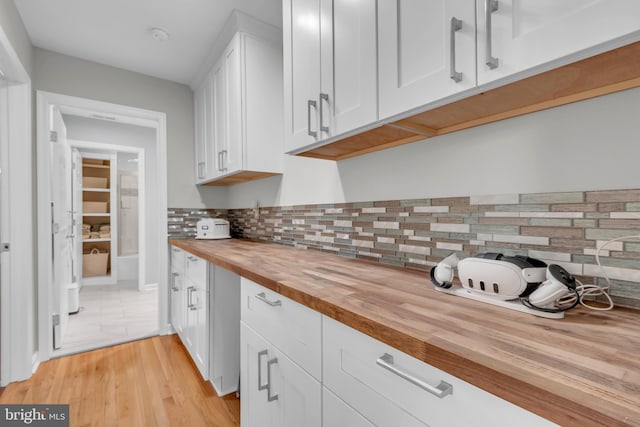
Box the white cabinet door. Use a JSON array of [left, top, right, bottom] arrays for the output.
[[223, 34, 243, 175], [320, 0, 377, 138], [378, 0, 477, 120], [241, 322, 277, 427], [323, 387, 375, 427], [194, 83, 208, 183], [477, 0, 640, 85], [183, 277, 197, 352], [269, 345, 321, 427], [170, 269, 184, 337], [241, 322, 321, 427], [211, 57, 226, 178], [283, 0, 322, 152], [193, 278, 209, 378]]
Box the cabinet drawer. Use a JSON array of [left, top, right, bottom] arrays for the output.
[[185, 253, 207, 285], [241, 277, 321, 380], [170, 246, 185, 272], [323, 316, 557, 427]]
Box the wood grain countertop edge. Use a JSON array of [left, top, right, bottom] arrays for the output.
[[169, 238, 639, 427]]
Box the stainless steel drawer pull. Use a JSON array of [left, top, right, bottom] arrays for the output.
[[376, 353, 453, 399], [485, 0, 499, 70], [450, 17, 463, 82], [267, 357, 279, 402], [255, 292, 282, 307], [258, 350, 268, 391]]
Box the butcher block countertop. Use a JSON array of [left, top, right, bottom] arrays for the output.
[[169, 238, 640, 427]]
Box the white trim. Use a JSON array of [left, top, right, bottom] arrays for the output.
[[36, 91, 169, 363], [0, 22, 32, 385]]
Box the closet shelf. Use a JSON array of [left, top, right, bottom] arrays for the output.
[[82, 238, 111, 243], [83, 187, 110, 193], [82, 164, 110, 169]]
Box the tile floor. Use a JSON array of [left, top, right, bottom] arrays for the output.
[[54, 280, 158, 357]]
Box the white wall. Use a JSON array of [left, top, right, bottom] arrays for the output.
[[0, 0, 32, 76], [227, 87, 640, 208], [33, 47, 228, 208], [64, 115, 158, 287]]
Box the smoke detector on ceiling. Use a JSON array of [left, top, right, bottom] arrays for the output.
[[149, 27, 170, 42]]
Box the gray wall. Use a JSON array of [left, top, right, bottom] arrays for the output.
[[227, 87, 640, 208], [33, 47, 228, 208], [0, 0, 32, 75]]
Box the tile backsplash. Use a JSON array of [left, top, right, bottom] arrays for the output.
[[170, 189, 640, 308], [168, 208, 228, 238]]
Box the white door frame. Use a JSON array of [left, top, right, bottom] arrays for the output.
[[36, 91, 168, 363], [69, 140, 146, 292], [0, 28, 33, 384]]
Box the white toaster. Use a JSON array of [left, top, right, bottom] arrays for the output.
[[195, 218, 230, 240]]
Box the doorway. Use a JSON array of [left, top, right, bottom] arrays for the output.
[[36, 91, 168, 362]]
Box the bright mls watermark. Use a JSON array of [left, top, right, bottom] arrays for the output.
[[1, 405, 69, 426]]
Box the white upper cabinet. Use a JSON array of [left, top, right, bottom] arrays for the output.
[[477, 0, 640, 85], [193, 15, 284, 185], [284, 0, 377, 153], [378, 0, 477, 120]]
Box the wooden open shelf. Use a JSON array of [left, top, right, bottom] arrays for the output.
[[299, 41, 640, 161]]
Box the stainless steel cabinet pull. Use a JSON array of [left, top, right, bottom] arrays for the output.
[[255, 292, 282, 307], [172, 248, 180, 253], [218, 151, 224, 172], [171, 272, 179, 291], [376, 353, 453, 399], [267, 357, 279, 402], [307, 99, 318, 138], [221, 150, 228, 171], [187, 286, 195, 309], [485, 0, 499, 70], [198, 162, 205, 179], [258, 350, 268, 391], [319, 93, 329, 133], [187, 256, 197, 262], [450, 17, 463, 82]]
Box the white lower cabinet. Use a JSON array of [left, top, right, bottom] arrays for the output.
[[322, 316, 557, 427], [240, 278, 322, 427], [169, 246, 241, 393]]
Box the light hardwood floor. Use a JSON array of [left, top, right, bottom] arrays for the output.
[[0, 335, 240, 427]]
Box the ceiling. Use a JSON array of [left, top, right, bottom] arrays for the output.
[[14, 0, 282, 85]]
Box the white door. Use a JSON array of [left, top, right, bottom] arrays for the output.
[[241, 323, 274, 427], [283, 0, 322, 152], [477, 0, 640, 85], [320, 0, 378, 137], [49, 107, 72, 349], [71, 148, 83, 287], [269, 345, 322, 427], [378, 0, 477, 120]]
